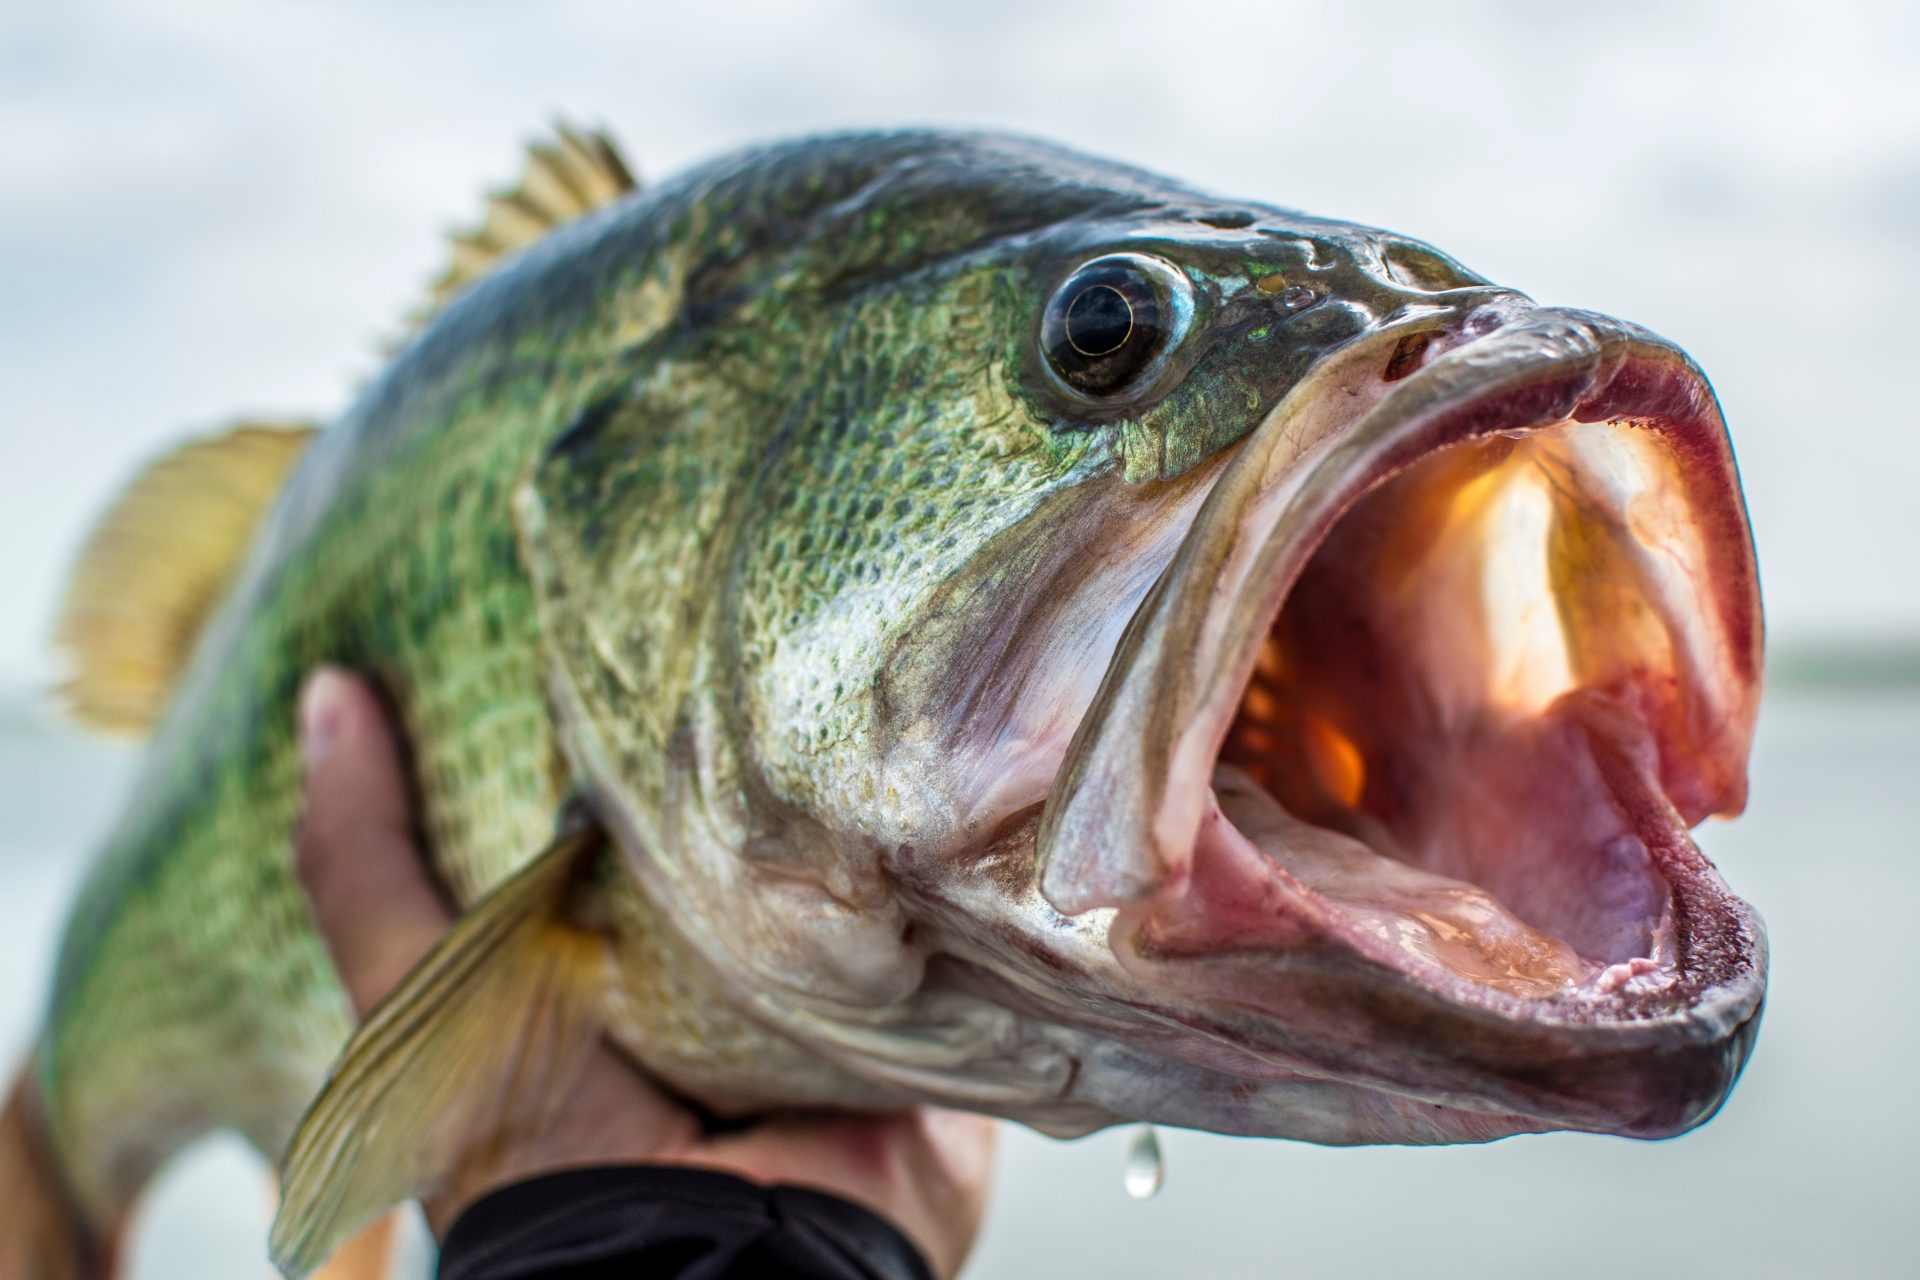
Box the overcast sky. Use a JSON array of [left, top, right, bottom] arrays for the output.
[[2, 0, 1915, 685]]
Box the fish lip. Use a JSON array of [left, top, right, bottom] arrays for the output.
[[1123, 767, 1769, 1137], [1030, 303, 1767, 1135]]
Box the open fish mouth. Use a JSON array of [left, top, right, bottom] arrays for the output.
[[1033, 305, 1766, 1140]]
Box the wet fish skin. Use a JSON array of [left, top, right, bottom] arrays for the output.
[[34, 126, 1738, 1239]]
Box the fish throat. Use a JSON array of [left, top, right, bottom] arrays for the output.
[[1205, 420, 1713, 998]]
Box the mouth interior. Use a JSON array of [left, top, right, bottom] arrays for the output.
[[1211, 419, 1712, 999]]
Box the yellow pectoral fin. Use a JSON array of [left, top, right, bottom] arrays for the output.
[[269, 823, 613, 1279], [54, 421, 317, 736]]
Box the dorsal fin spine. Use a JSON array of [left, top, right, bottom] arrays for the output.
[[416, 122, 639, 324]]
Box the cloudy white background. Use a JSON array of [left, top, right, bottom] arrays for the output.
[[2, 3, 1916, 1277], [3, 0, 1917, 683]]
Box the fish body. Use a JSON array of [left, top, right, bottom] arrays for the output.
[[13, 128, 1765, 1273]]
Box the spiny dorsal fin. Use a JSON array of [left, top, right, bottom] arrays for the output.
[[415, 123, 639, 325], [53, 421, 317, 736]]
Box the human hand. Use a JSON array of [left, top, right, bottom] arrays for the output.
[[293, 668, 997, 1278]]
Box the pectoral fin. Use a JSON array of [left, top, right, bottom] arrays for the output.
[[269, 823, 613, 1278]]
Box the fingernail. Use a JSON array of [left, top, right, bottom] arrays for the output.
[[298, 668, 351, 767]]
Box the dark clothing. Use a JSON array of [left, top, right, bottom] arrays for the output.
[[439, 1165, 936, 1280]]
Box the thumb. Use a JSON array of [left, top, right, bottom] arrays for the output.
[[294, 667, 453, 1018]]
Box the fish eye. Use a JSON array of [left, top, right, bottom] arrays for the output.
[[1042, 254, 1193, 398]]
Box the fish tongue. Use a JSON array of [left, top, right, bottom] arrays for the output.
[[1220, 765, 1591, 996], [1128, 764, 1589, 998]]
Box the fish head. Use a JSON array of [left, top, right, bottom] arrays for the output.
[[896, 239, 1764, 1145], [546, 140, 1764, 1145]]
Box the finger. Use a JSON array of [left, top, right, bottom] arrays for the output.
[[894, 1109, 997, 1280], [880, 1108, 997, 1280], [295, 667, 454, 1017], [907, 1107, 998, 1199], [421, 1045, 702, 1236]]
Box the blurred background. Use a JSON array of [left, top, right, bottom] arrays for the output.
[[1, 1, 1914, 1276]]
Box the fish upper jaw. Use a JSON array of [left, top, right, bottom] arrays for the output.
[[1000, 304, 1767, 1140]]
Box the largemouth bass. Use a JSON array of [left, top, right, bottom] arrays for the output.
[[0, 125, 1766, 1278]]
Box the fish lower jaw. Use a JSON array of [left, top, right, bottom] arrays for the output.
[[1136, 724, 1734, 1020], [1090, 711, 1765, 1139]]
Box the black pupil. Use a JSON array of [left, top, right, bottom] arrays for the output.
[[1064, 284, 1133, 357], [1043, 258, 1175, 397]]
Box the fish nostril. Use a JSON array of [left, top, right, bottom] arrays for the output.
[[1279, 285, 1318, 313], [1383, 331, 1431, 382], [1382, 242, 1465, 293], [1256, 274, 1319, 313]]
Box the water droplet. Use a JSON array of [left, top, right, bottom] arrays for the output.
[[1123, 1124, 1164, 1199]]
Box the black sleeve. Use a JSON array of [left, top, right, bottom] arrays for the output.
[[437, 1165, 938, 1280]]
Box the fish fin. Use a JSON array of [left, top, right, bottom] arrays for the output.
[[414, 122, 638, 325], [0, 1061, 122, 1280], [269, 823, 613, 1278], [51, 421, 317, 737]]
